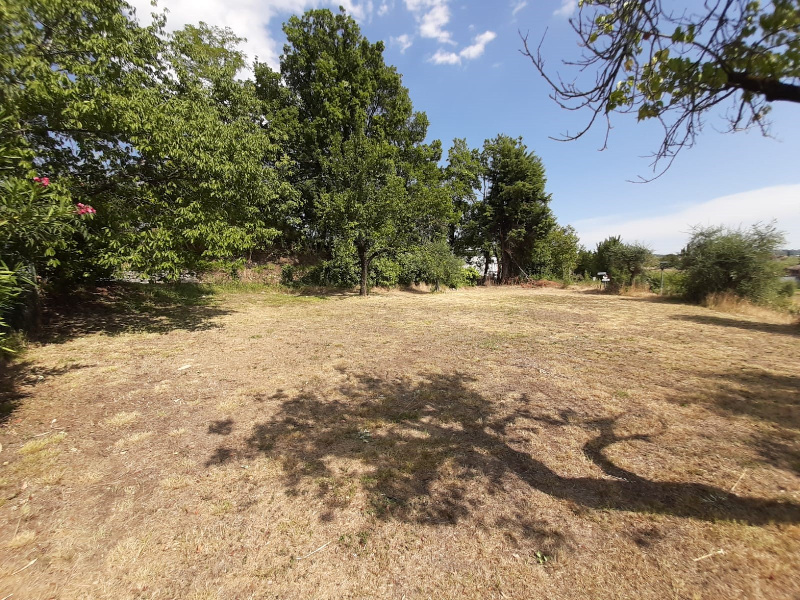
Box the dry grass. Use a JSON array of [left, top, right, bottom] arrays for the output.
[[0, 284, 798, 599], [104, 411, 140, 428], [18, 432, 66, 455], [702, 291, 797, 322]]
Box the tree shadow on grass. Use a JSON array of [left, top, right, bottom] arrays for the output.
[[672, 313, 800, 337], [669, 369, 800, 430], [41, 282, 230, 343], [207, 371, 800, 529], [0, 360, 92, 424], [666, 368, 800, 474]]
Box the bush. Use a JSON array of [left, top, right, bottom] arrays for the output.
[[1, 112, 97, 345], [399, 240, 467, 290], [778, 279, 796, 298], [680, 223, 785, 305], [463, 266, 482, 286], [280, 264, 296, 286], [0, 263, 22, 354], [646, 269, 686, 296], [370, 257, 401, 288]]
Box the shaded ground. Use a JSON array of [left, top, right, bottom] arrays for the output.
[[0, 286, 798, 599]]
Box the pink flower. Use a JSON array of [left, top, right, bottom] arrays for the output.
[[33, 176, 50, 186], [75, 203, 96, 216]]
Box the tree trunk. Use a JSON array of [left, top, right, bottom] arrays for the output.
[[482, 251, 490, 284], [358, 245, 369, 296]]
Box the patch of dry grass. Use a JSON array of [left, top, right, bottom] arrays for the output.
[[113, 431, 153, 448], [6, 530, 36, 548], [0, 285, 798, 599], [104, 411, 140, 428], [702, 290, 796, 322], [18, 431, 66, 455]]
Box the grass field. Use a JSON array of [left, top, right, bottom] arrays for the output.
[[1, 284, 798, 599]]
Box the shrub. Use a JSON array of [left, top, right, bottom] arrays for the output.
[[587, 236, 653, 291], [399, 240, 467, 290], [280, 264, 296, 286], [0, 263, 22, 354], [646, 269, 686, 296], [680, 223, 785, 305], [370, 257, 401, 288], [463, 266, 482, 286], [778, 279, 796, 298]]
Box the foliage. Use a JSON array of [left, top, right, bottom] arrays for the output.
[[530, 225, 581, 281], [263, 9, 452, 295], [680, 223, 786, 304], [589, 236, 653, 290], [477, 135, 554, 283], [646, 269, 686, 296], [369, 256, 403, 288], [462, 266, 482, 286], [576, 246, 595, 279], [0, 110, 92, 349], [523, 0, 800, 176], [445, 138, 484, 252], [399, 239, 468, 290], [0, 263, 22, 353], [1, 0, 573, 309], [607, 242, 653, 287], [2, 0, 296, 280]]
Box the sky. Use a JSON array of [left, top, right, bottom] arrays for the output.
[[129, 0, 800, 253]]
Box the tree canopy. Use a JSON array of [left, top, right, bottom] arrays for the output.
[[479, 135, 555, 283], [0, 0, 579, 339]]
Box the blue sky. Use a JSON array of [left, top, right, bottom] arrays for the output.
[[131, 0, 800, 253]]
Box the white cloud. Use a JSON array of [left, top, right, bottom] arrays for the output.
[[511, 1, 527, 17], [404, 0, 454, 44], [571, 184, 800, 253], [378, 1, 391, 16], [429, 30, 496, 64], [392, 33, 414, 53], [460, 30, 496, 59], [553, 0, 577, 18], [430, 49, 461, 64], [128, 0, 374, 72]]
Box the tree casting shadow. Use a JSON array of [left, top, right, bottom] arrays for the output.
[[207, 371, 800, 529]]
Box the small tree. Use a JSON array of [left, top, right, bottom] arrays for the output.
[[592, 236, 652, 289], [532, 225, 580, 281], [680, 223, 786, 304], [607, 242, 653, 287], [401, 239, 466, 291]]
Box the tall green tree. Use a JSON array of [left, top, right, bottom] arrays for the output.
[[257, 9, 419, 245], [260, 8, 452, 294], [481, 135, 554, 283]]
